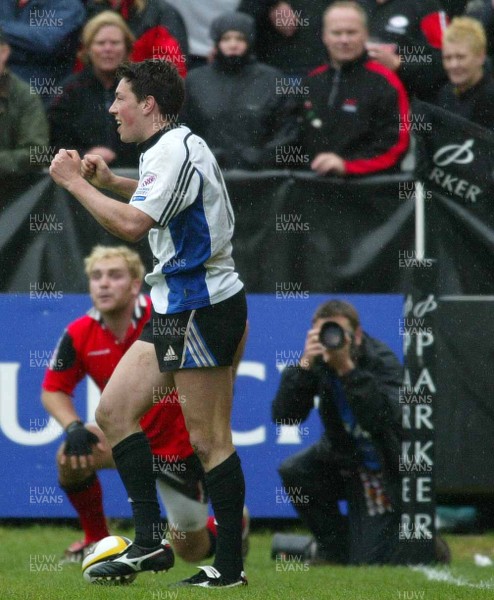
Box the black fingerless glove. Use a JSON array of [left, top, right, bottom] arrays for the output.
[[64, 421, 99, 456]]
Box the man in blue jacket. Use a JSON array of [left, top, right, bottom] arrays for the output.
[[0, 0, 86, 104]]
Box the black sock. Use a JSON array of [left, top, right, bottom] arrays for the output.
[[206, 528, 217, 558], [206, 452, 245, 579], [112, 432, 161, 549]]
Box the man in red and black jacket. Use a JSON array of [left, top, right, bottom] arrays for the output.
[[359, 0, 449, 101], [301, 1, 410, 177]]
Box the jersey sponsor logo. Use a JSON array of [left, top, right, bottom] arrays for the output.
[[341, 98, 358, 113], [132, 171, 158, 202], [163, 345, 179, 362], [386, 15, 409, 35], [141, 173, 158, 187], [87, 349, 111, 356]]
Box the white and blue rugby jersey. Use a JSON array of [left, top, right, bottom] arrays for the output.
[[130, 125, 243, 314]]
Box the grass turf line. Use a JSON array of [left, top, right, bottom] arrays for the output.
[[1, 526, 494, 599]]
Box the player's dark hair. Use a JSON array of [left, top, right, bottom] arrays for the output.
[[312, 299, 360, 330], [116, 59, 185, 121]]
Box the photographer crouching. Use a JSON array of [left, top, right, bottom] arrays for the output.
[[272, 299, 407, 565]]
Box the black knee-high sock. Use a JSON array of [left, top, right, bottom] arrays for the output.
[[112, 432, 161, 549], [206, 452, 245, 579]]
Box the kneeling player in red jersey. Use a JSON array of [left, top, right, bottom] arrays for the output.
[[41, 245, 248, 563]]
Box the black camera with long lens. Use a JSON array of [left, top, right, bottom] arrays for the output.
[[319, 321, 350, 350]]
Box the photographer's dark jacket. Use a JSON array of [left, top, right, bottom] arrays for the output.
[[301, 54, 410, 175], [272, 334, 403, 478]]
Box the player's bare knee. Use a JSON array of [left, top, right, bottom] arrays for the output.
[[189, 433, 232, 467], [173, 542, 205, 562], [171, 531, 210, 562], [189, 436, 213, 465], [171, 538, 193, 562], [95, 399, 112, 433]]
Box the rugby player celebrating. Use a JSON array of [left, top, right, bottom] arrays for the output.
[[49, 59, 248, 588]]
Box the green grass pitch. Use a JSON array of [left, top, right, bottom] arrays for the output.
[[1, 525, 494, 600]]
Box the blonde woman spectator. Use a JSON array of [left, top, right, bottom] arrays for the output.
[[436, 16, 494, 128], [48, 12, 138, 167], [84, 0, 188, 77]]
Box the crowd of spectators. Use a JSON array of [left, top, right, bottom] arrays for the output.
[[1, 0, 493, 179]]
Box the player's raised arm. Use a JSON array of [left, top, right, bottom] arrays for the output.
[[50, 149, 154, 242], [82, 153, 138, 199]]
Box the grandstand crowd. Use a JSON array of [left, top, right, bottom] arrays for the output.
[[1, 0, 493, 179]]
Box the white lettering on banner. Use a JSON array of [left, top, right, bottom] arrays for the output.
[[0, 361, 271, 447], [402, 441, 433, 466], [414, 368, 436, 393], [403, 295, 438, 325], [276, 425, 303, 445], [417, 477, 432, 502], [0, 363, 63, 445], [401, 294, 434, 549], [400, 513, 433, 539], [428, 167, 481, 202], [402, 476, 410, 501], [416, 331, 434, 356], [412, 295, 437, 318], [403, 368, 436, 393], [232, 361, 266, 446], [403, 295, 413, 317], [402, 405, 434, 430], [402, 330, 434, 357], [0, 361, 278, 447], [433, 139, 475, 167]]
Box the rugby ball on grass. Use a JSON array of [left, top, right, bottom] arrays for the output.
[[82, 535, 136, 584]]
